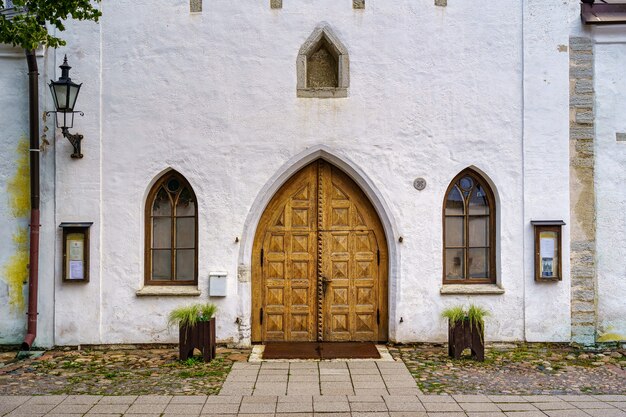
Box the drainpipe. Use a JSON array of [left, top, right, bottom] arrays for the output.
[[21, 49, 40, 351]]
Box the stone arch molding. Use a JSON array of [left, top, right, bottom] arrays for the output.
[[236, 145, 401, 346], [297, 23, 350, 98]]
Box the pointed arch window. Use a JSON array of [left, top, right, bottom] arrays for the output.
[[145, 171, 198, 285], [443, 169, 496, 284]]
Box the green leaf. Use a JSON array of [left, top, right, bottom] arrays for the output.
[[168, 303, 218, 328], [0, 0, 101, 51], [441, 306, 466, 324]]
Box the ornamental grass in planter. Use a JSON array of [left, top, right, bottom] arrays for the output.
[[441, 304, 489, 362], [168, 303, 217, 362]]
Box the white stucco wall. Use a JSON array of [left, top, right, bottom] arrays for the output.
[[523, 0, 571, 342], [1, 0, 575, 346], [592, 27, 626, 341], [50, 16, 103, 346], [0, 45, 31, 344], [0, 45, 55, 347]]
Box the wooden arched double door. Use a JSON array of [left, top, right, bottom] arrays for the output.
[[252, 160, 388, 342]]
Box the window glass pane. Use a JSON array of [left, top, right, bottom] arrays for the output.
[[468, 248, 489, 278], [445, 249, 465, 280], [176, 187, 195, 216], [176, 249, 195, 281], [167, 178, 181, 193], [468, 216, 489, 247], [176, 218, 195, 248], [445, 186, 464, 215], [152, 187, 171, 216], [152, 217, 171, 248], [152, 250, 171, 280], [469, 184, 489, 215], [445, 217, 464, 247], [459, 176, 473, 191]]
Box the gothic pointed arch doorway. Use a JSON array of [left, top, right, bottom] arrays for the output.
[[252, 160, 388, 343]]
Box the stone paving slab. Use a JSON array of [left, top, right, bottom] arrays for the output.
[[220, 360, 420, 397], [2, 394, 626, 416]]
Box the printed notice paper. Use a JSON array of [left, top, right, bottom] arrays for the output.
[[69, 240, 84, 261], [540, 237, 555, 259], [69, 260, 84, 280]]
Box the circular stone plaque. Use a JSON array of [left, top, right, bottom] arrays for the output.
[[413, 177, 427, 191]]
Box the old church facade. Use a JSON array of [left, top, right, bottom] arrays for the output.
[[0, 0, 624, 347]]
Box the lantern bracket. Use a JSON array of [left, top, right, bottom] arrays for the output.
[[45, 110, 84, 158]]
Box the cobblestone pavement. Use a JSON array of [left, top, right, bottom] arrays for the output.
[[390, 344, 626, 395], [1, 393, 625, 416], [1, 343, 625, 399], [219, 361, 420, 396], [0, 347, 250, 396]]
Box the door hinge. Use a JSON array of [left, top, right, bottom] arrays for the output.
[[260, 308, 264, 325], [377, 308, 380, 325], [260, 249, 264, 266], [377, 249, 380, 265]]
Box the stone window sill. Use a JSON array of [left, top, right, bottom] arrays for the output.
[[297, 87, 348, 98], [136, 286, 201, 297], [440, 284, 505, 295]]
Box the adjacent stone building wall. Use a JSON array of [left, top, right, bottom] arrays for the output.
[[569, 37, 597, 345]]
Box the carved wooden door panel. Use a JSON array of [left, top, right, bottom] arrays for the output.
[[253, 165, 318, 342], [319, 163, 385, 342], [252, 160, 388, 343]]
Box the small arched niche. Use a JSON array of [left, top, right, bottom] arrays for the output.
[[297, 23, 349, 98]]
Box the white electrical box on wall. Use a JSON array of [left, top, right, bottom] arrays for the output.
[[209, 271, 227, 297]]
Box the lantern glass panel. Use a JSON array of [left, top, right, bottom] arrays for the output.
[[53, 83, 69, 110], [67, 83, 81, 111], [55, 111, 75, 129], [49, 84, 59, 110]]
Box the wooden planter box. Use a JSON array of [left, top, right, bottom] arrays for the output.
[[448, 319, 485, 361], [179, 318, 216, 362]]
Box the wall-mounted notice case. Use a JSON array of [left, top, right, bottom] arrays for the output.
[[59, 222, 93, 283], [531, 220, 565, 282]]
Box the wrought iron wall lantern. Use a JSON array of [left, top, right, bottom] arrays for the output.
[[46, 55, 84, 158]]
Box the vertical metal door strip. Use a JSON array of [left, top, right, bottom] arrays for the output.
[[316, 161, 325, 341]]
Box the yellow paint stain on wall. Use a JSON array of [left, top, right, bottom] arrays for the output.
[[7, 136, 30, 217], [597, 327, 626, 342], [2, 135, 30, 312], [3, 227, 29, 312]]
